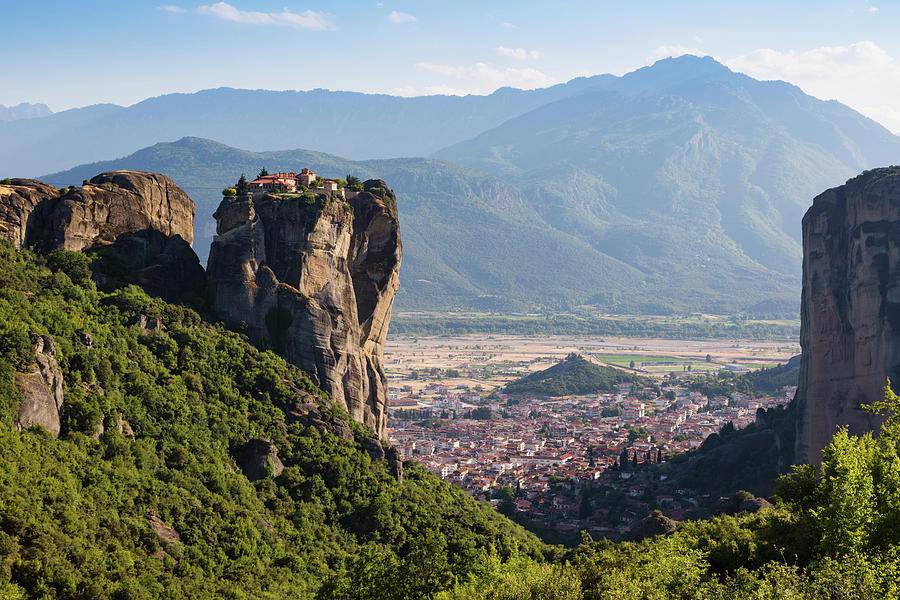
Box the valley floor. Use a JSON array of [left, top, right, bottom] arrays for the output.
[[384, 334, 798, 541]]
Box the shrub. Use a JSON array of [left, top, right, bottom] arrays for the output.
[[46, 248, 91, 285], [0, 322, 33, 371]]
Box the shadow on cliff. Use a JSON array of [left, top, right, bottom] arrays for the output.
[[89, 229, 206, 304]]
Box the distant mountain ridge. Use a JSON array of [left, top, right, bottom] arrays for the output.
[[30, 56, 900, 315], [0, 102, 52, 121], [43, 137, 646, 313], [435, 56, 900, 283], [1, 76, 615, 177]]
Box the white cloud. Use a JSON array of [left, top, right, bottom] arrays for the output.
[[500, 22, 517, 28], [649, 45, 703, 61], [159, 5, 187, 12], [414, 61, 556, 94], [725, 41, 900, 133], [196, 2, 330, 29], [496, 46, 543, 61], [868, 6, 879, 13], [388, 10, 416, 24]]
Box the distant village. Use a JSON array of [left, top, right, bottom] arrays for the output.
[[388, 381, 795, 539]]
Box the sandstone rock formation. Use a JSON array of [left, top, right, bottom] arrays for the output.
[[207, 181, 401, 439], [284, 397, 355, 442], [0, 171, 194, 251], [148, 510, 181, 544], [104, 229, 205, 301], [795, 167, 900, 464], [0, 171, 202, 300], [738, 497, 774, 514], [14, 333, 65, 437]]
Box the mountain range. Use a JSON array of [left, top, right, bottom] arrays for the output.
[[0, 102, 52, 121], [24, 55, 900, 314]]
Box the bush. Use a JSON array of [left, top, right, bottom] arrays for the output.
[[46, 248, 91, 285], [0, 323, 33, 370], [222, 187, 237, 197]]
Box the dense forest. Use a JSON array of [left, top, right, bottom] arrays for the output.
[[3, 241, 900, 598], [0, 242, 549, 599]]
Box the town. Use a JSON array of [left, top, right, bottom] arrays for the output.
[[385, 335, 797, 540]]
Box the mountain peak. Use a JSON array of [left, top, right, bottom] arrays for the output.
[[628, 54, 736, 86]]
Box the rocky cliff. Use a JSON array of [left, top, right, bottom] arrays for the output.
[[0, 171, 194, 251], [14, 333, 65, 437], [795, 167, 900, 464], [207, 182, 401, 439], [0, 171, 202, 299]]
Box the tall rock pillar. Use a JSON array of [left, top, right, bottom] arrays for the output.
[[207, 181, 401, 439], [795, 167, 900, 464]]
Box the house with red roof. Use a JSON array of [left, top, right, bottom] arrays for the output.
[[248, 172, 297, 193]]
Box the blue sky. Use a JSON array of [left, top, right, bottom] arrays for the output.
[[4, 0, 900, 131]]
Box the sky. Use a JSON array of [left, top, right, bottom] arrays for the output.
[[3, 0, 900, 132]]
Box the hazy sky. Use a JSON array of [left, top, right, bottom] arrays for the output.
[[4, 0, 900, 132]]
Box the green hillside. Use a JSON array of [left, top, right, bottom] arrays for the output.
[[0, 242, 549, 598], [6, 244, 900, 598], [505, 353, 641, 397]]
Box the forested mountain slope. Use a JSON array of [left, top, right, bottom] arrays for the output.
[[435, 56, 900, 314], [0, 243, 550, 598]]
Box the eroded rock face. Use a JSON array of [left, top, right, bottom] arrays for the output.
[[0, 171, 202, 299], [105, 229, 205, 301], [0, 171, 194, 251], [15, 334, 65, 437], [0, 178, 61, 249], [207, 181, 401, 438], [795, 167, 900, 464]]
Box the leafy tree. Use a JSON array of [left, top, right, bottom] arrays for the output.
[[236, 174, 249, 195], [257, 167, 269, 178], [0, 322, 32, 371], [346, 174, 364, 192], [46, 248, 91, 285]]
